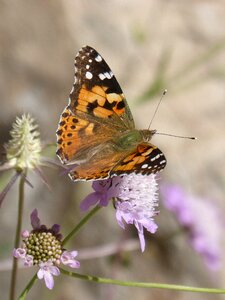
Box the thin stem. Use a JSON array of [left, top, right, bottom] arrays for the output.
[[60, 269, 225, 295], [0, 172, 20, 207], [62, 205, 101, 246], [18, 274, 37, 300], [9, 171, 26, 300]]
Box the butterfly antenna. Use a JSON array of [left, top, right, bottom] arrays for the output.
[[148, 89, 167, 130], [155, 132, 197, 140]]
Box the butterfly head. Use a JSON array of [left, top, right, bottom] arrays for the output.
[[140, 129, 157, 142]]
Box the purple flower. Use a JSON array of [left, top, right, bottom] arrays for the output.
[[81, 174, 159, 252], [161, 184, 223, 270], [80, 177, 121, 211], [30, 209, 41, 229], [37, 261, 60, 290], [13, 248, 26, 259], [13, 209, 80, 289], [61, 251, 80, 268]]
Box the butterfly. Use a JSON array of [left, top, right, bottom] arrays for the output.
[[56, 46, 166, 181]]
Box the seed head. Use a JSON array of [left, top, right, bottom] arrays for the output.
[[6, 114, 41, 170]]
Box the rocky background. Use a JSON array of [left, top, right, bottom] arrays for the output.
[[0, 1, 225, 299]]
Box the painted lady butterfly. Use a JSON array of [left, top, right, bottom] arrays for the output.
[[56, 46, 166, 181]]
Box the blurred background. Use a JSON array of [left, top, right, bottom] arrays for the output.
[[0, 1, 225, 299]]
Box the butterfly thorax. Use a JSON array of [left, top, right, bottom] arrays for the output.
[[113, 129, 156, 150]]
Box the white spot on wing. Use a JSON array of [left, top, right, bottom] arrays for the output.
[[86, 65, 90, 69], [103, 71, 113, 79], [160, 160, 166, 164], [89, 59, 92, 63], [99, 73, 105, 80], [150, 154, 160, 162], [141, 164, 148, 169], [86, 71, 93, 79], [95, 55, 102, 62]]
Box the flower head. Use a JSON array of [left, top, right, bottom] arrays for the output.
[[0, 114, 62, 207], [13, 209, 80, 289], [81, 174, 159, 252], [161, 184, 223, 270], [6, 114, 41, 170]]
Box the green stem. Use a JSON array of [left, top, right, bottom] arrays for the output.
[[9, 171, 26, 300], [62, 205, 101, 246], [60, 269, 225, 294], [18, 274, 37, 300]]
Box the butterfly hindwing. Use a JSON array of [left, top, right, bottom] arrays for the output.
[[68, 149, 128, 181], [67, 143, 166, 181], [110, 143, 167, 176]]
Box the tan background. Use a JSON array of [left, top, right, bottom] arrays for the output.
[[0, 1, 225, 299]]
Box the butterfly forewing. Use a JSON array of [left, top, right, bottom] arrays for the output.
[[56, 46, 135, 164], [69, 46, 134, 129]]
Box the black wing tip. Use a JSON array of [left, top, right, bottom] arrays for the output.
[[79, 45, 97, 54]]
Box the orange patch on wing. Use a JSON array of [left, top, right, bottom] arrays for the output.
[[92, 85, 106, 98], [133, 155, 146, 164], [79, 85, 106, 107], [106, 93, 123, 103], [56, 107, 90, 162], [113, 106, 125, 116], [106, 93, 126, 116], [116, 163, 132, 171], [77, 99, 88, 106], [137, 144, 155, 155], [76, 104, 87, 113], [122, 153, 136, 162], [93, 107, 113, 118], [69, 155, 119, 181], [85, 123, 95, 135]]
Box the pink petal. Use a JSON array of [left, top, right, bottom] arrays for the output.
[[134, 222, 146, 252], [61, 251, 80, 268], [37, 268, 44, 280], [49, 266, 60, 276], [80, 192, 101, 211], [138, 230, 146, 252], [30, 209, 41, 229], [69, 250, 78, 258], [44, 271, 54, 290], [21, 230, 30, 238], [115, 210, 125, 229], [13, 248, 26, 258], [37, 263, 60, 290], [24, 255, 33, 267], [51, 224, 60, 234]]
